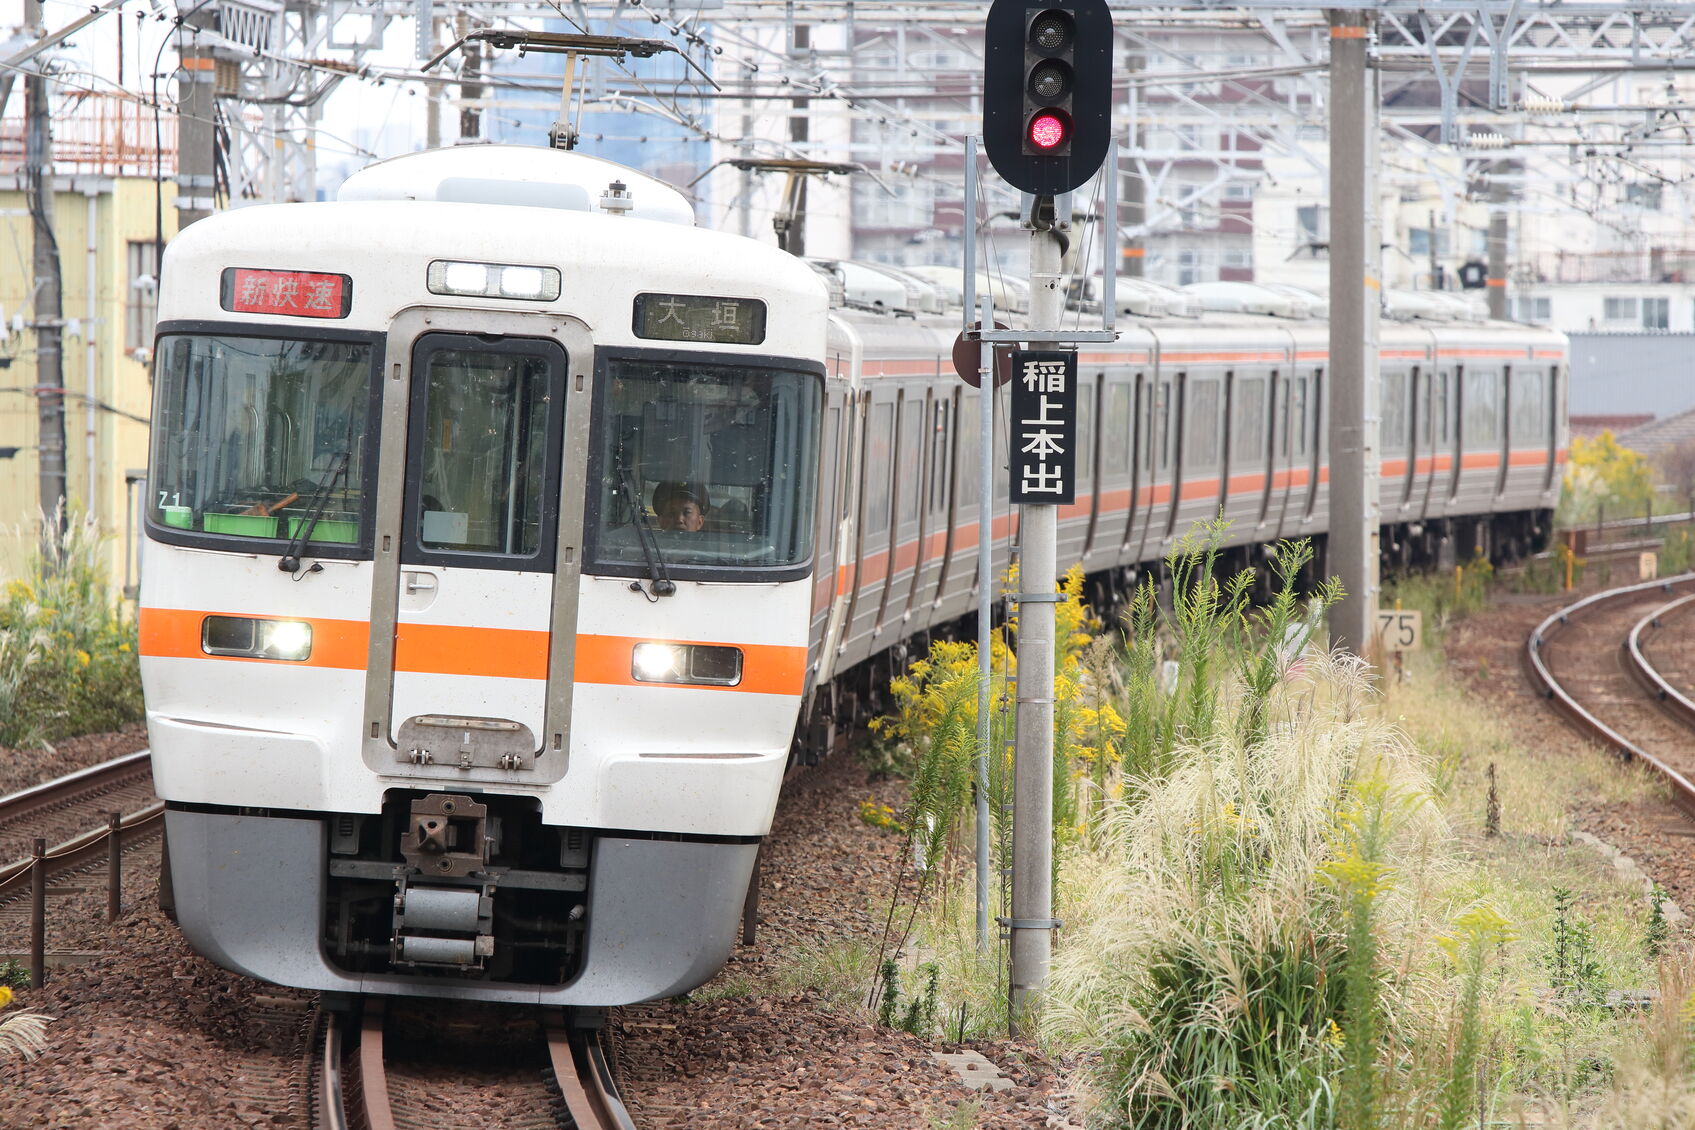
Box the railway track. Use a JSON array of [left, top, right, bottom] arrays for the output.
[[322, 1001, 636, 1130], [0, 751, 163, 904], [1525, 573, 1695, 820]]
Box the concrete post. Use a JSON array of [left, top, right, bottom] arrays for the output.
[[24, 0, 66, 551], [1487, 159, 1510, 319], [175, 10, 216, 227], [1325, 12, 1381, 655]]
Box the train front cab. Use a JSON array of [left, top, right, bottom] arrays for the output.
[[140, 202, 828, 1005]]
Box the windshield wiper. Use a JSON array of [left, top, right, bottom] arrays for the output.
[[278, 451, 350, 577], [618, 466, 675, 599]]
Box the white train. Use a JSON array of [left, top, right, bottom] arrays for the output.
[[140, 145, 1565, 1004]]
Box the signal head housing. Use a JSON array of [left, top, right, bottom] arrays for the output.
[[983, 0, 1113, 196]]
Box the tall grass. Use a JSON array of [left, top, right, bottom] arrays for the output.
[[864, 524, 1680, 1127], [0, 510, 142, 746]]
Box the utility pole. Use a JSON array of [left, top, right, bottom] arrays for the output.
[[458, 13, 482, 140], [781, 24, 810, 257], [1123, 48, 1144, 278], [1325, 11, 1381, 655], [425, 17, 443, 149], [24, 0, 67, 553], [175, 9, 217, 228], [1486, 159, 1509, 319]]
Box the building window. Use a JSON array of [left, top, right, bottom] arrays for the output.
[[1643, 296, 1670, 329], [1222, 182, 1253, 200], [1222, 249, 1251, 269], [1408, 228, 1449, 257], [127, 241, 159, 352], [1625, 183, 1663, 210], [1514, 296, 1551, 323], [1603, 296, 1639, 322]]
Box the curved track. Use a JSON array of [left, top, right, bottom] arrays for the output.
[[0, 751, 163, 902], [1526, 574, 1695, 819], [321, 1002, 635, 1130]]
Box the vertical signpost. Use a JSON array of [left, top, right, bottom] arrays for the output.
[[978, 0, 1113, 1034]]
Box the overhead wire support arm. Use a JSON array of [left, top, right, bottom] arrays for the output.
[[422, 30, 720, 151]]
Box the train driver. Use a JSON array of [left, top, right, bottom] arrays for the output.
[[653, 481, 710, 533]]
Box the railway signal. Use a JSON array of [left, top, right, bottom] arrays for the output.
[[982, 0, 1113, 196]]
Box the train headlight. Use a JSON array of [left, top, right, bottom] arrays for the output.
[[427, 259, 562, 302], [631, 642, 743, 686], [201, 615, 314, 662]]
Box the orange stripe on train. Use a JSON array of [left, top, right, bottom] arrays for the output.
[[140, 609, 803, 693]]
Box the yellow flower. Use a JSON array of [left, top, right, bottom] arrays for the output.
[[0, 984, 12, 1009], [76, 650, 91, 668], [1325, 1018, 1344, 1049]]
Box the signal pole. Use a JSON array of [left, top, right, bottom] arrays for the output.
[[24, 0, 66, 552], [1009, 216, 1062, 1033], [1325, 12, 1380, 655], [981, 0, 1113, 1035]]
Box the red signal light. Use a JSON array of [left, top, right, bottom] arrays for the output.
[[1028, 111, 1069, 150]]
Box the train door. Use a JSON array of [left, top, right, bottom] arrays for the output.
[[1098, 377, 1132, 560], [841, 392, 893, 664], [1380, 369, 1408, 508], [875, 391, 924, 641], [1544, 365, 1562, 493], [1122, 374, 1146, 555], [1495, 365, 1514, 498], [1298, 369, 1320, 522], [809, 394, 843, 678], [1448, 366, 1464, 502], [913, 391, 954, 621], [384, 330, 570, 770], [1163, 373, 1186, 542], [1402, 367, 1422, 509], [1258, 370, 1282, 529], [1064, 375, 1097, 566]]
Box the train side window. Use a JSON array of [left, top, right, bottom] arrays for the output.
[[1291, 376, 1309, 456], [1436, 370, 1452, 444], [1158, 380, 1174, 470], [896, 397, 922, 527], [958, 393, 981, 507], [1103, 382, 1131, 477], [1381, 371, 1407, 453], [1187, 379, 1220, 467], [1512, 369, 1546, 444], [1076, 387, 1095, 489], [865, 401, 894, 533], [1233, 376, 1267, 464], [1464, 368, 1499, 444], [1415, 366, 1432, 447], [929, 399, 951, 514]]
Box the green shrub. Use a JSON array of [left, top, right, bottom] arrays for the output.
[[0, 512, 142, 746]]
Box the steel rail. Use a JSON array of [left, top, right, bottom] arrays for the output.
[[358, 1001, 395, 1130], [1525, 572, 1695, 821], [1625, 593, 1695, 731], [547, 1015, 638, 1130], [0, 801, 165, 899], [321, 1012, 350, 1130], [0, 750, 152, 828]]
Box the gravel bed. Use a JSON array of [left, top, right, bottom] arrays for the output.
[[0, 723, 149, 799], [0, 746, 1070, 1127]]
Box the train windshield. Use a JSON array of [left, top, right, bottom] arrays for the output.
[[147, 333, 375, 548], [588, 357, 821, 578]]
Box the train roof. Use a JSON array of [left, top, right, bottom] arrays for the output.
[[157, 150, 828, 360]]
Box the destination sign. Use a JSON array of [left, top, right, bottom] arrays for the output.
[[633, 293, 767, 345], [221, 268, 351, 319]]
